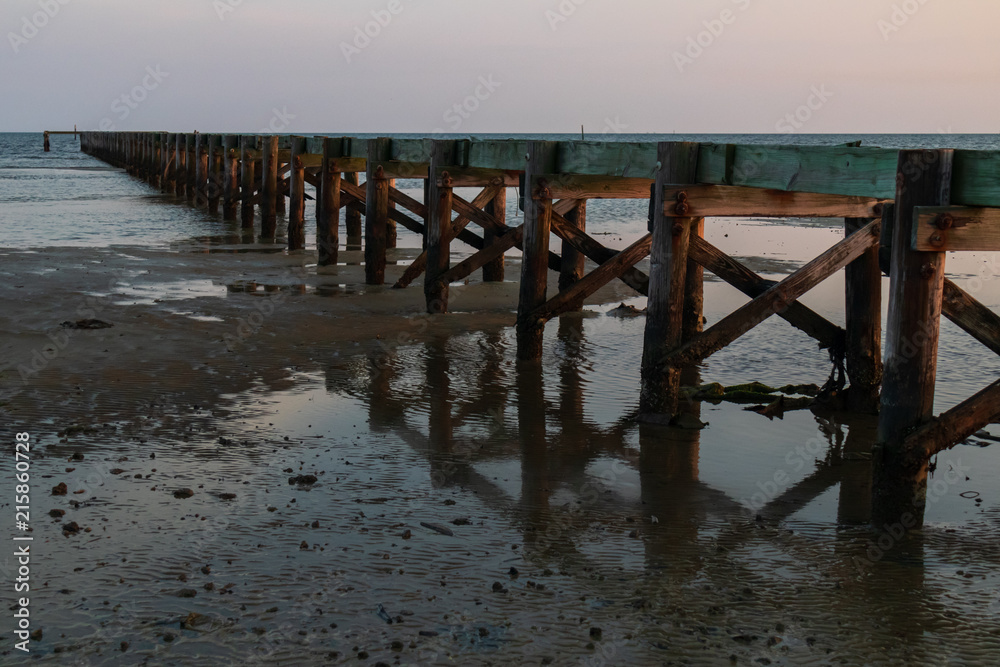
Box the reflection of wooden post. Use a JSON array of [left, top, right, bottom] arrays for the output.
[[240, 137, 255, 230], [845, 216, 883, 413], [559, 200, 587, 298], [318, 137, 342, 267], [557, 317, 586, 426], [345, 171, 363, 246], [427, 339, 455, 487], [483, 186, 507, 282], [425, 140, 455, 313], [518, 363, 550, 550], [260, 136, 279, 240], [516, 141, 558, 361], [365, 138, 391, 285], [838, 417, 876, 525], [872, 149, 952, 529], [640, 142, 699, 415], [288, 136, 306, 251]]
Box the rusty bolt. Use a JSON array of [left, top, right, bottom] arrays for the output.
[[327, 161, 337, 174], [293, 156, 303, 169], [676, 191, 688, 202], [672, 222, 685, 236], [375, 165, 385, 179], [919, 263, 936, 279], [439, 171, 453, 188], [935, 213, 954, 230], [674, 202, 690, 216], [929, 233, 945, 248], [873, 203, 884, 216]]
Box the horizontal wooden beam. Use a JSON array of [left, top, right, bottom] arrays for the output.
[[904, 380, 1000, 458], [436, 166, 519, 187], [663, 185, 886, 218], [547, 175, 653, 200], [662, 219, 880, 368], [913, 206, 1000, 251]]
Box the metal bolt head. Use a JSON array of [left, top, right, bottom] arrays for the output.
[[935, 214, 954, 230], [672, 222, 686, 236], [674, 202, 690, 216], [919, 263, 936, 279], [929, 233, 945, 248]]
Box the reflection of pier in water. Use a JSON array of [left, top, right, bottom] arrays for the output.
[[328, 316, 891, 574]]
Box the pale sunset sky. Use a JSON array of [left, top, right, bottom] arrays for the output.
[[1, 0, 997, 133]]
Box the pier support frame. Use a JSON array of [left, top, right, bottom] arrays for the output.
[[260, 136, 279, 240], [872, 149, 952, 528], [425, 140, 457, 313], [318, 137, 343, 267]]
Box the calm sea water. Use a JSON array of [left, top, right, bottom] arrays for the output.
[[3, 131, 1000, 664]]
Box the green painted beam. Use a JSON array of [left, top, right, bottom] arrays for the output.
[[696, 143, 900, 199], [953, 150, 1000, 207], [557, 140, 659, 178]]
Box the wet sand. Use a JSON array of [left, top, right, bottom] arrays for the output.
[[2, 240, 1000, 666]]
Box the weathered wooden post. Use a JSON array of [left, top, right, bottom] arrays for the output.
[[260, 136, 279, 240], [175, 134, 186, 197], [223, 135, 239, 220], [425, 140, 457, 313], [640, 142, 700, 415], [288, 136, 307, 251], [275, 151, 286, 216], [558, 200, 588, 306], [43, 131, 50, 152], [483, 185, 507, 281], [345, 171, 363, 247], [148, 134, 158, 186], [516, 141, 559, 361], [387, 178, 398, 249], [186, 134, 197, 203], [318, 137, 342, 267], [208, 135, 222, 215], [164, 133, 176, 193], [365, 137, 392, 285], [682, 217, 706, 341], [192, 133, 205, 205], [240, 136, 255, 230], [845, 214, 883, 412], [872, 149, 953, 529], [157, 132, 167, 191]]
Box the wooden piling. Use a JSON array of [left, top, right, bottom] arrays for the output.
[[345, 171, 363, 245], [223, 135, 239, 220], [425, 141, 456, 313], [558, 200, 587, 306], [288, 136, 307, 251], [482, 186, 507, 282], [43, 131, 50, 152], [175, 134, 186, 197], [682, 217, 706, 341], [240, 136, 255, 229], [260, 136, 279, 240], [365, 138, 392, 285], [872, 149, 953, 529], [318, 137, 342, 267], [845, 215, 883, 412], [516, 141, 559, 361], [640, 142, 700, 415], [207, 135, 221, 214]]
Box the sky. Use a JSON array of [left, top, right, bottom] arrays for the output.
[[1, 0, 998, 134]]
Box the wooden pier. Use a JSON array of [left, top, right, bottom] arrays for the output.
[[75, 131, 1000, 529]]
